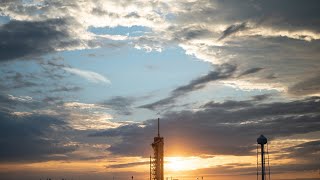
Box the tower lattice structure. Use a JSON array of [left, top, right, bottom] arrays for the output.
[[151, 118, 164, 180]]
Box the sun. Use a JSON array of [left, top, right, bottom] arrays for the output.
[[166, 157, 205, 172], [166, 157, 186, 171]]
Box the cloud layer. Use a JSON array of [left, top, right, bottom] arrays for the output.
[[1, 0, 320, 96], [93, 96, 320, 158]]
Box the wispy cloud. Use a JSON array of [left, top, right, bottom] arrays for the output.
[[218, 22, 247, 41], [101, 96, 135, 116], [8, 94, 33, 103], [139, 64, 237, 110], [63, 67, 111, 84]]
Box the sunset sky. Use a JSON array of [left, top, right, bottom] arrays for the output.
[[0, 0, 320, 180]]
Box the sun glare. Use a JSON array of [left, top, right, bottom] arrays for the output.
[[166, 157, 209, 172]]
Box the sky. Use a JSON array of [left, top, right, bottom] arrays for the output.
[[0, 0, 319, 180]]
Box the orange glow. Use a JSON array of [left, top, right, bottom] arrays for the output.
[[165, 154, 258, 172], [166, 156, 212, 172], [166, 157, 188, 171]]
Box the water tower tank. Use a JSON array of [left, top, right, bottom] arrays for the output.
[[257, 134, 267, 145]]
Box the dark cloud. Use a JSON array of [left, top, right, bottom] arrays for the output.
[[282, 140, 320, 161], [0, 93, 42, 112], [255, 0, 320, 32], [139, 64, 237, 110], [200, 100, 251, 109], [102, 96, 135, 116], [80, 155, 107, 161], [91, 7, 120, 18], [4, 72, 38, 89], [265, 74, 277, 79], [125, 12, 140, 18], [0, 94, 16, 112], [92, 96, 320, 157], [269, 163, 320, 175], [239, 67, 264, 77], [107, 161, 149, 169], [252, 94, 271, 101], [203, 34, 320, 96], [139, 97, 173, 111], [173, 26, 213, 41], [0, 169, 147, 180], [173, 64, 236, 94], [176, 0, 320, 32], [0, 59, 74, 92], [165, 1, 320, 98], [218, 22, 247, 41], [182, 162, 320, 177], [288, 74, 320, 96], [200, 94, 271, 110], [0, 110, 77, 162], [42, 96, 64, 105], [0, 18, 80, 62], [40, 59, 70, 69], [49, 86, 82, 93]]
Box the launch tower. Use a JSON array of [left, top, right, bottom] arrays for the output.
[[150, 118, 164, 180]]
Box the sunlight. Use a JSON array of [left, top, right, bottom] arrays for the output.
[[165, 155, 258, 173], [166, 157, 187, 171], [166, 157, 209, 172]]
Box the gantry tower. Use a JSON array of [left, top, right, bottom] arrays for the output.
[[150, 118, 164, 180]]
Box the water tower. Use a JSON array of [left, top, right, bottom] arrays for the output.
[[257, 135, 271, 180]]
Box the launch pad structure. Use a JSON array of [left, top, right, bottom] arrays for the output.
[[150, 118, 164, 180]]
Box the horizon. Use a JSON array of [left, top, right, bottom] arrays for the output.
[[0, 1, 320, 180]]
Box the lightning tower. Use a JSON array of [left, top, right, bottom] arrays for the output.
[[150, 118, 164, 180]]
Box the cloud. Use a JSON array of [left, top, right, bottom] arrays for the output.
[[107, 161, 149, 169], [49, 86, 82, 93], [8, 94, 33, 102], [0, 18, 84, 62], [239, 67, 264, 77], [101, 96, 135, 116], [3, 72, 38, 89], [93, 96, 320, 157], [63, 102, 106, 110], [0, 91, 121, 162], [186, 35, 320, 95], [288, 74, 320, 96], [181, 162, 320, 177], [60, 101, 123, 130], [0, 93, 43, 112], [172, 26, 213, 41], [0, 110, 77, 162], [63, 67, 111, 84], [1, 0, 320, 97], [218, 22, 247, 41], [282, 140, 320, 161], [173, 64, 236, 94], [140, 64, 237, 110]]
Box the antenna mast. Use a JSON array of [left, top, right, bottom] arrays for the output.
[[158, 118, 160, 137]]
